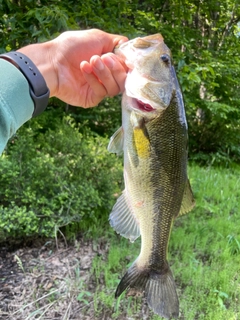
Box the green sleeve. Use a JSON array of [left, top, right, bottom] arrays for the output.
[[0, 59, 34, 154]]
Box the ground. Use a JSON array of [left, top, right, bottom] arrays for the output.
[[0, 237, 151, 320], [0, 238, 95, 319]]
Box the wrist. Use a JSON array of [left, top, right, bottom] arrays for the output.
[[17, 41, 58, 98], [0, 50, 50, 117]]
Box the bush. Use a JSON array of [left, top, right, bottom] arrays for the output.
[[0, 113, 122, 241], [1, 0, 240, 166]]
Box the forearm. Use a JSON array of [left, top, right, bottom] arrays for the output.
[[0, 59, 34, 154]]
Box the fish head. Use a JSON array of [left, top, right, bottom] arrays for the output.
[[115, 34, 175, 118]]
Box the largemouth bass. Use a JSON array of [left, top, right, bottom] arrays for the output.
[[108, 34, 195, 319]]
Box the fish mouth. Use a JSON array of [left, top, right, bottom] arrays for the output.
[[135, 99, 155, 112]]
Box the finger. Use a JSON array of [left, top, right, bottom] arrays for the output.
[[80, 61, 107, 106], [90, 55, 121, 97], [101, 53, 128, 93], [102, 52, 128, 72]]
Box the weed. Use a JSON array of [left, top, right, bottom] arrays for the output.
[[14, 255, 25, 273], [227, 235, 240, 255], [213, 289, 229, 310]]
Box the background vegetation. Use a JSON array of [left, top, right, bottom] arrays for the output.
[[1, 0, 239, 164], [0, 0, 239, 319]]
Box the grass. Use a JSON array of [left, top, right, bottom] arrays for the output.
[[89, 164, 240, 319], [4, 164, 240, 319], [169, 165, 240, 319]]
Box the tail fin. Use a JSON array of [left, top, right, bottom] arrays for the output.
[[115, 263, 179, 319]]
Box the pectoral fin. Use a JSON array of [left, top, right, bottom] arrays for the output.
[[178, 179, 195, 216], [109, 190, 140, 242], [108, 127, 124, 156]]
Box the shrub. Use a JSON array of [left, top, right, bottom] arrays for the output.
[[0, 113, 122, 241]]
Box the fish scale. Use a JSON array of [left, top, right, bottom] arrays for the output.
[[108, 34, 195, 319]]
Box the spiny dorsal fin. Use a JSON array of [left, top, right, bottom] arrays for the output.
[[178, 179, 195, 216], [109, 191, 140, 242], [107, 126, 124, 156]]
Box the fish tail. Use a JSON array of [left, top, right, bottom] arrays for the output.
[[115, 262, 179, 319]]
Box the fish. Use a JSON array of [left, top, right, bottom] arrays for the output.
[[108, 34, 195, 319]]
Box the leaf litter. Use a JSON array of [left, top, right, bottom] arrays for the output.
[[0, 237, 103, 320], [0, 237, 151, 320]]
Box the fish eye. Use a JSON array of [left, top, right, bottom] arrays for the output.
[[160, 54, 170, 64]]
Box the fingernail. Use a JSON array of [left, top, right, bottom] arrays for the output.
[[94, 58, 104, 71]]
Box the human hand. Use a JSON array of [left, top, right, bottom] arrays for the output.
[[18, 29, 128, 108]]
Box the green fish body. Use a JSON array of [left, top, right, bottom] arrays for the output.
[[108, 34, 195, 319]]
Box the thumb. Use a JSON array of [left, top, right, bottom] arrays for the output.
[[102, 33, 129, 53]]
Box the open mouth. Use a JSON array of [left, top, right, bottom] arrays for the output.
[[136, 99, 155, 112]]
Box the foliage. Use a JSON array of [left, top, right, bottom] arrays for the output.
[[0, 0, 240, 240], [1, 0, 240, 164], [67, 96, 122, 137], [0, 112, 122, 241]]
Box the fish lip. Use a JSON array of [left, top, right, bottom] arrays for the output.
[[128, 69, 159, 82], [140, 73, 160, 82], [114, 43, 141, 70]]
